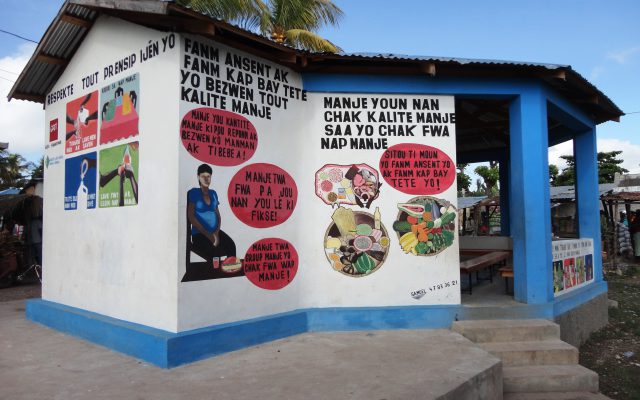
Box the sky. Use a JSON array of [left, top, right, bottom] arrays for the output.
[[1, 0, 639, 177]]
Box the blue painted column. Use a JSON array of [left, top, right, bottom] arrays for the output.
[[499, 154, 510, 236], [508, 86, 554, 304], [574, 127, 603, 282]]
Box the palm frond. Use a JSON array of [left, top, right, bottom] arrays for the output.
[[184, 0, 264, 30], [285, 29, 341, 53]]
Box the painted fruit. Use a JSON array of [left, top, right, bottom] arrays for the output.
[[356, 224, 373, 236], [353, 235, 373, 252], [397, 203, 426, 218], [355, 253, 375, 274]]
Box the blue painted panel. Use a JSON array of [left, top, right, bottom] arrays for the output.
[[168, 311, 307, 367], [26, 299, 172, 368], [303, 73, 528, 97], [553, 281, 608, 316], [306, 305, 459, 332], [544, 88, 594, 130], [574, 128, 604, 282], [508, 87, 554, 304]]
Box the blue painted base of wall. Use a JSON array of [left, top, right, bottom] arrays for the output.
[[26, 281, 607, 368]]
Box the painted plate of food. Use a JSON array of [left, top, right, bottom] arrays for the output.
[[324, 206, 390, 277], [315, 164, 381, 208], [392, 196, 457, 256]]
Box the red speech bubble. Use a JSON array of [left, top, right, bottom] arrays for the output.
[[244, 238, 298, 290], [181, 107, 258, 166], [379, 143, 455, 195], [228, 163, 298, 228]]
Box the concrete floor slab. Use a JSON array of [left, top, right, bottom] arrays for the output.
[[0, 300, 501, 400]]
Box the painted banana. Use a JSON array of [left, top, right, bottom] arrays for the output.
[[399, 232, 419, 253]]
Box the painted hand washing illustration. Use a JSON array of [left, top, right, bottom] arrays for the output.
[[98, 142, 139, 207]]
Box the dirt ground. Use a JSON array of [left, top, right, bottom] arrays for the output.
[[0, 281, 40, 302], [2, 268, 639, 399], [580, 262, 640, 400]]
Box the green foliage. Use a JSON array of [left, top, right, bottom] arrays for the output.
[[182, 0, 343, 52], [0, 150, 35, 190], [552, 151, 628, 186], [457, 163, 472, 195], [474, 161, 499, 196], [549, 164, 559, 185]]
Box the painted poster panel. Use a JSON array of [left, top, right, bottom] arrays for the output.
[[65, 91, 99, 154], [64, 152, 97, 210], [179, 34, 307, 294], [311, 92, 459, 303], [552, 238, 594, 296], [98, 141, 139, 208], [100, 73, 140, 144]]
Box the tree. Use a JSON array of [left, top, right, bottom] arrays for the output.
[[553, 151, 628, 186], [0, 150, 35, 190], [597, 151, 628, 183], [31, 157, 44, 180], [549, 164, 559, 185], [474, 161, 499, 196], [258, 0, 343, 52], [457, 163, 472, 196], [184, 0, 343, 52]]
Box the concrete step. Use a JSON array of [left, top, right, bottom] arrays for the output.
[[504, 392, 612, 400], [503, 365, 598, 393], [451, 319, 560, 343], [479, 339, 578, 366]]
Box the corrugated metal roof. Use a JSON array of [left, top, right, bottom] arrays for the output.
[[550, 183, 616, 201], [457, 196, 487, 209], [6, 0, 625, 124], [341, 52, 567, 69]]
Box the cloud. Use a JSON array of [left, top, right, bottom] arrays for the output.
[[607, 46, 640, 64], [588, 66, 604, 81], [0, 43, 44, 162], [548, 138, 640, 174]]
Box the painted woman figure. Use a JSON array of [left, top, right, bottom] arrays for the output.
[[187, 164, 236, 263]]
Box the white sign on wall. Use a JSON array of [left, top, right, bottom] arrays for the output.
[[552, 238, 594, 296]]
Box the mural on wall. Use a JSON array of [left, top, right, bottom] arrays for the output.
[[64, 152, 97, 210], [244, 238, 298, 289], [315, 92, 458, 301], [314, 164, 381, 208], [379, 143, 456, 195], [100, 73, 139, 145], [179, 34, 309, 289], [552, 238, 594, 296], [324, 206, 389, 276], [98, 141, 139, 207], [227, 163, 298, 228], [181, 108, 258, 166], [392, 196, 457, 256], [183, 163, 241, 282], [65, 91, 98, 154]]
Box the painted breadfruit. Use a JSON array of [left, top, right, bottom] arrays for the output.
[[354, 253, 376, 274], [393, 220, 412, 232], [397, 203, 425, 218]]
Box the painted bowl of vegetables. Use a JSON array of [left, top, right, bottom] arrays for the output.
[[393, 196, 457, 256], [324, 211, 390, 277]]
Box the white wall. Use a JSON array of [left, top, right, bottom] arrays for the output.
[[43, 20, 461, 333], [177, 34, 460, 331], [42, 16, 180, 332]]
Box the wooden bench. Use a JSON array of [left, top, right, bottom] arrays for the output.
[[459, 251, 510, 294], [499, 266, 514, 294]]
